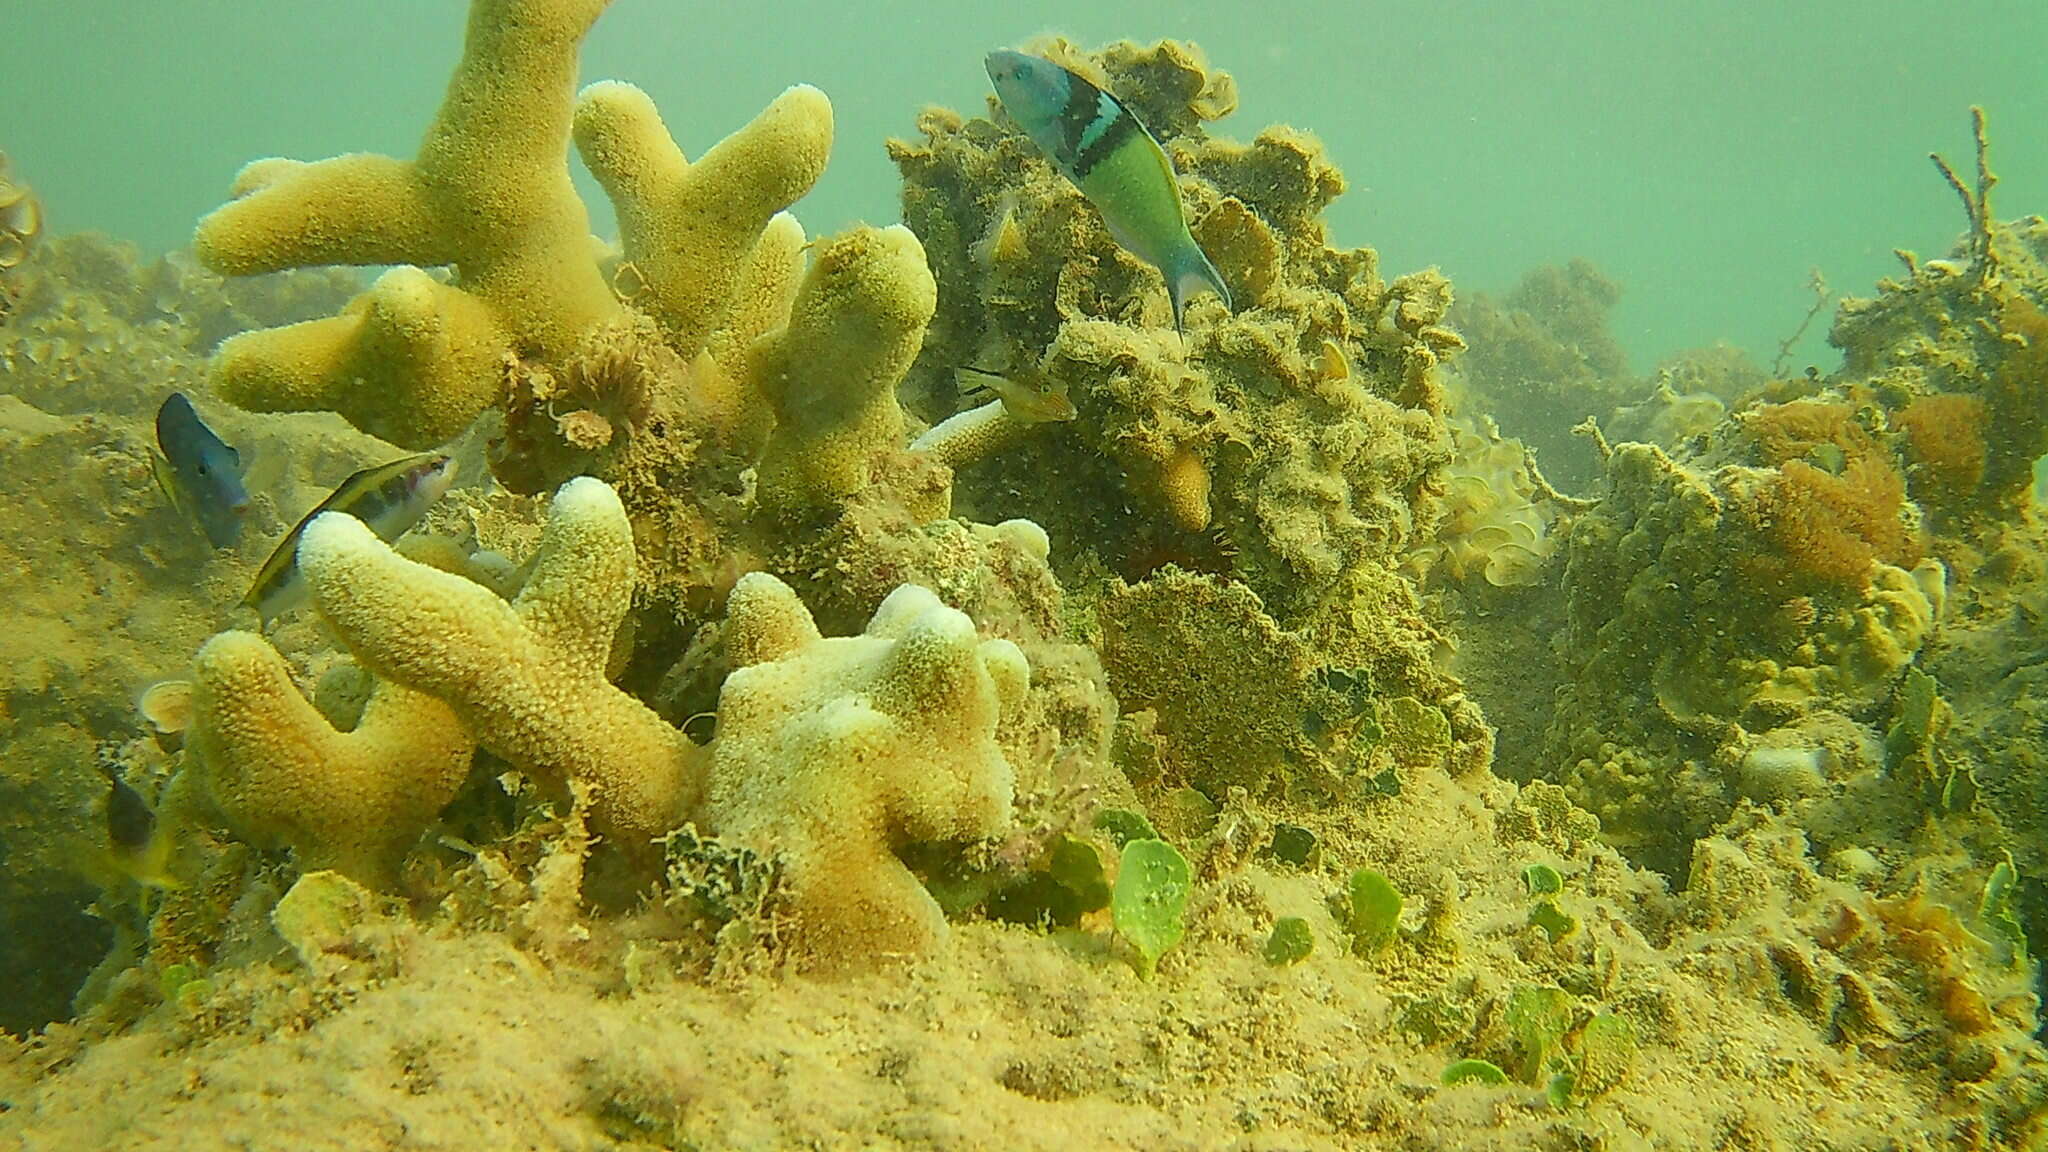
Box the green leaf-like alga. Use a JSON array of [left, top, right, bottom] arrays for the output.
[[1112, 839, 1192, 977]]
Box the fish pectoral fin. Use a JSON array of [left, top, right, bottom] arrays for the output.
[[149, 452, 187, 518]]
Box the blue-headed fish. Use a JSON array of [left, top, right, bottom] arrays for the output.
[[244, 453, 458, 624], [985, 49, 1231, 333], [152, 392, 250, 548]]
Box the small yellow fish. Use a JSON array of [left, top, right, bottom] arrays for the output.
[[245, 453, 458, 624], [957, 365, 1077, 424], [95, 768, 179, 891]]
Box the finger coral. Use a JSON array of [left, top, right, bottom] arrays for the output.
[[299, 476, 703, 855], [573, 80, 832, 357], [747, 225, 940, 520], [705, 573, 1027, 971], [194, 0, 617, 446], [192, 0, 831, 454], [187, 632, 475, 886]]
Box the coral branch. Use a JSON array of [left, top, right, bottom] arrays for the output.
[[749, 225, 938, 518], [574, 81, 833, 358], [299, 477, 703, 852], [707, 574, 1026, 970], [1770, 267, 1830, 378], [193, 0, 622, 447], [1927, 105, 1999, 282], [189, 633, 475, 886]]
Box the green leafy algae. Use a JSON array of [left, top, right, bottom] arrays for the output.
[[1979, 853, 2027, 967], [1574, 1011, 1638, 1097], [1093, 808, 1158, 848], [1263, 916, 1314, 966], [1112, 839, 1192, 977], [1441, 1058, 1509, 1087], [1504, 984, 1574, 1083], [1522, 863, 1564, 896], [1343, 868, 1402, 955]]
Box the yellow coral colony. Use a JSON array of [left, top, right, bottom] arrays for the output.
[[188, 634, 475, 886], [192, 0, 612, 445], [192, 0, 830, 449], [706, 573, 1027, 971], [297, 478, 702, 854], [748, 225, 940, 518]]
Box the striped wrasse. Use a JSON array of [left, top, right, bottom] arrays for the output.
[[985, 49, 1231, 333], [243, 452, 458, 625]]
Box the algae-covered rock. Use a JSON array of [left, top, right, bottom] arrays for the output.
[[891, 39, 1458, 623], [1543, 440, 1940, 876], [1095, 566, 1473, 798], [271, 869, 385, 969]]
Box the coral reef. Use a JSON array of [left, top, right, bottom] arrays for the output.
[[1540, 439, 1942, 874], [1828, 109, 2048, 521], [1431, 126, 2048, 1129], [8, 10, 2048, 1149], [1095, 567, 1480, 800], [195, 0, 619, 446]]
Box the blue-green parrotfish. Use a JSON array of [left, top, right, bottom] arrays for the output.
[[151, 392, 250, 548], [985, 49, 1231, 333], [243, 452, 458, 625]]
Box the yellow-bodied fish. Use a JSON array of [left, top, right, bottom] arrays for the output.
[[985, 49, 1231, 333], [96, 767, 179, 891], [244, 453, 458, 624], [957, 364, 1076, 424]]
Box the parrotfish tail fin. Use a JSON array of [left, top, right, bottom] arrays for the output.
[[1168, 246, 1233, 335]]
